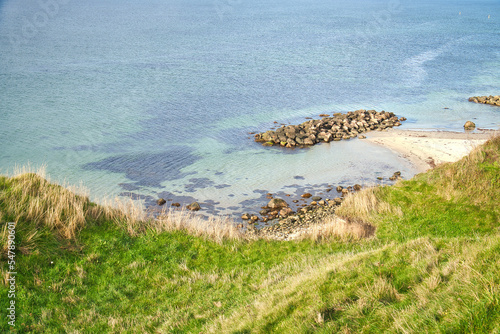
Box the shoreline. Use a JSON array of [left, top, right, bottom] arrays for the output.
[[365, 128, 500, 172]]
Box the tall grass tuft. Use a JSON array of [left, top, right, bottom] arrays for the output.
[[335, 186, 402, 225], [1, 166, 91, 240], [297, 216, 375, 242], [152, 208, 244, 243]]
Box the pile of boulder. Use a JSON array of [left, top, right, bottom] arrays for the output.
[[468, 95, 500, 107], [254, 109, 406, 148], [249, 204, 338, 241], [241, 184, 363, 224]]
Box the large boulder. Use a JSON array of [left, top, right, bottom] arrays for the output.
[[303, 138, 314, 145], [267, 198, 289, 209]]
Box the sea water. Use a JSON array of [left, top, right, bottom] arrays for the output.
[[1, 0, 499, 217]]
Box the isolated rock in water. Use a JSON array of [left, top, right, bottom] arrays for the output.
[[241, 213, 251, 220], [267, 198, 289, 209], [157, 198, 166, 206], [172, 203, 181, 207], [311, 196, 322, 201], [464, 121, 476, 130], [187, 202, 201, 211], [301, 193, 312, 198]]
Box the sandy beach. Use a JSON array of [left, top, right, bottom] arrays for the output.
[[366, 128, 500, 172]]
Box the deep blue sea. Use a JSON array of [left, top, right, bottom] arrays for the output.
[[1, 0, 499, 217]]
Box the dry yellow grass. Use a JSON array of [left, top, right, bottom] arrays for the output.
[[335, 186, 402, 225], [0, 166, 91, 240], [0, 166, 243, 247], [99, 197, 244, 242], [153, 208, 244, 243], [296, 216, 375, 242]]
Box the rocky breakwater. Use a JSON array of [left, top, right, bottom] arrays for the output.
[[254, 109, 406, 147], [468, 95, 500, 107]]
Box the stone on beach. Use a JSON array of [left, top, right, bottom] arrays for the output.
[[279, 207, 293, 217]]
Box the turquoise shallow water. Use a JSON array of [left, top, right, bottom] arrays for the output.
[[1, 0, 499, 216]]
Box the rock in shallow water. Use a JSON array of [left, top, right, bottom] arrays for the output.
[[464, 120, 476, 130], [187, 202, 201, 211]]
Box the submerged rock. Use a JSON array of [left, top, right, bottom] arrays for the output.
[[157, 198, 166, 206]]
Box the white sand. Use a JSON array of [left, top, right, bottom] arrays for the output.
[[365, 129, 499, 172]]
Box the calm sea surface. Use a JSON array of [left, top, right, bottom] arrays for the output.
[[1, 0, 499, 216]]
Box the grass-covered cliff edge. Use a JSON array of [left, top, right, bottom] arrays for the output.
[[1, 135, 499, 333]]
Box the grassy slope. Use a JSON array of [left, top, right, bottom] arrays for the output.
[[0, 136, 499, 333]]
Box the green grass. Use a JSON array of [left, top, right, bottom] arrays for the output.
[[1, 135, 499, 333]]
